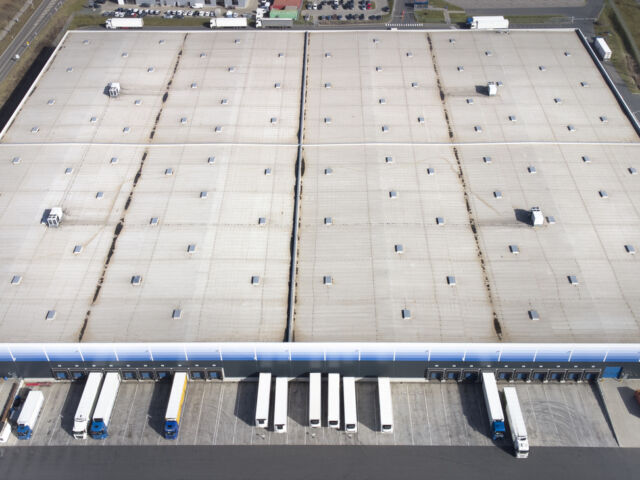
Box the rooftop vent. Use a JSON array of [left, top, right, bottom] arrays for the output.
[[165, 168, 174, 176], [580, 81, 589, 87], [46, 207, 63, 227], [110, 157, 118, 165], [554, 97, 563, 104], [11, 157, 20, 165], [457, 66, 464, 72], [402, 309, 411, 320], [466, 98, 474, 104], [385, 156, 393, 164], [200, 52, 206, 58], [568, 275, 579, 285], [436, 217, 445, 226], [547, 215, 556, 224], [73, 245, 82, 255], [447, 276, 456, 286], [200, 191, 208, 199], [46, 310, 56, 321], [221, 98, 229, 104], [123, 127, 130, 133], [258, 217, 267, 226], [395, 244, 403, 254], [389, 191, 398, 199], [187, 244, 196, 254], [180, 117, 187, 125], [323, 276, 333, 286], [324, 167, 333, 175], [564, 51, 571, 56], [47, 99, 55, 105], [150, 217, 159, 226], [483, 156, 492, 164], [324, 117, 332, 124], [539, 65, 546, 71], [567, 125, 576, 132], [90, 117, 97, 123], [474, 125, 482, 133], [228, 66, 236, 72], [131, 275, 142, 286], [411, 82, 418, 88], [406, 52, 413, 57], [449, 38, 455, 43], [628, 167, 637, 175], [494, 191, 502, 199], [172, 309, 182, 320], [325, 52, 332, 58], [235, 39, 241, 44], [107, 82, 120, 97], [509, 245, 520, 255], [65, 167, 73, 174], [485, 50, 492, 56], [418, 116, 425, 124], [379, 98, 386, 104], [270, 117, 278, 124], [274, 83, 281, 89], [191, 82, 197, 89], [10, 275, 21, 285], [251, 276, 260, 286], [528, 166, 537, 174], [265, 168, 272, 175], [215, 126, 222, 133], [122, 52, 128, 57], [278, 52, 284, 58], [376, 66, 382, 72], [31, 127, 39, 133], [528, 310, 539, 321], [382, 125, 389, 133], [599, 190, 608, 198], [147, 67, 154, 73], [134, 99, 141, 106], [600, 115, 608, 123], [625, 244, 636, 254], [427, 168, 435, 175], [159, 39, 165, 44], [508, 115, 516, 122], [582, 155, 591, 163], [324, 217, 332, 225], [325, 83, 332, 89], [208, 156, 215, 165], [66, 67, 73, 72], [96, 192, 104, 199]]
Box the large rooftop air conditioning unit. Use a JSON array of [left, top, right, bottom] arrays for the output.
[[107, 82, 120, 98], [47, 207, 63, 228]]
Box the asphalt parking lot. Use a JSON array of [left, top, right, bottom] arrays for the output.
[[0, 379, 618, 447]]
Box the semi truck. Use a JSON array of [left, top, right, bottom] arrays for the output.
[[73, 372, 104, 439], [481, 372, 506, 440], [210, 17, 248, 28], [594, 37, 612, 60], [503, 387, 529, 458], [164, 372, 188, 440], [16, 390, 44, 440], [89, 372, 121, 439], [256, 17, 293, 28], [106, 17, 144, 29], [467, 16, 509, 30]]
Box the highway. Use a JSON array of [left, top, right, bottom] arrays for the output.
[[0, 445, 639, 480], [0, 0, 66, 85]]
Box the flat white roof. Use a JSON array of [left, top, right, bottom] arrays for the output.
[[0, 30, 638, 344]]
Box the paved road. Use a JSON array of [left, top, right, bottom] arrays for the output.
[[0, 445, 639, 480], [0, 0, 66, 85], [467, 0, 603, 18]]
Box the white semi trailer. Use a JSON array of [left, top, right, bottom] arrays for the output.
[[73, 372, 104, 439], [89, 372, 121, 439], [210, 17, 248, 28], [481, 372, 506, 440], [16, 390, 44, 440], [594, 37, 612, 60], [504, 387, 529, 458], [467, 16, 509, 30], [106, 17, 144, 29]]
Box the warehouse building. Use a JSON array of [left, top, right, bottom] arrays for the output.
[[0, 30, 638, 380]]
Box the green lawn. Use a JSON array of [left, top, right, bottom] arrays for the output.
[[595, 2, 640, 93], [414, 10, 445, 23], [504, 15, 563, 24]]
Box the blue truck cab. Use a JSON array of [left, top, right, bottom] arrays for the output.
[[89, 419, 108, 439], [491, 420, 506, 440], [16, 425, 33, 440], [164, 420, 179, 439]]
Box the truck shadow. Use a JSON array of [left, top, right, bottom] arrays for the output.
[[147, 380, 171, 436], [234, 380, 258, 427], [59, 381, 85, 436], [616, 386, 640, 417]]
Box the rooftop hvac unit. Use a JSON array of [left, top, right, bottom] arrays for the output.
[[46, 207, 63, 228], [107, 83, 120, 98], [530, 207, 544, 226], [487, 82, 498, 96]]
